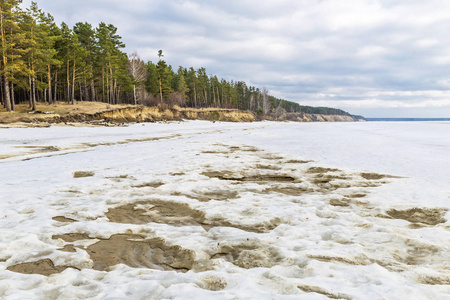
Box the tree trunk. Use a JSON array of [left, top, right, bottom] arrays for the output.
[[10, 82, 15, 111], [212, 81, 216, 107], [113, 78, 117, 104], [1, 12, 11, 111], [72, 55, 76, 104], [91, 79, 95, 102], [31, 77, 36, 111], [133, 84, 136, 105], [109, 67, 114, 104], [102, 68, 105, 103], [54, 70, 58, 103], [47, 65, 52, 104], [66, 59, 70, 103], [3, 77, 11, 112], [159, 78, 163, 105], [221, 85, 224, 108], [217, 87, 220, 108], [193, 81, 197, 108], [0, 75, 4, 107], [84, 79, 89, 101], [28, 76, 32, 108]]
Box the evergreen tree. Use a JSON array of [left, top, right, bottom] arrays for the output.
[[0, 0, 22, 111], [186, 67, 197, 107], [145, 60, 158, 96], [73, 22, 96, 101], [175, 66, 189, 102], [156, 50, 173, 104], [96, 22, 127, 104]]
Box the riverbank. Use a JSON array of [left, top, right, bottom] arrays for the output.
[[0, 102, 358, 128]]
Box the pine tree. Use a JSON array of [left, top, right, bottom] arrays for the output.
[[186, 67, 198, 107], [145, 60, 158, 97], [0, 0, 22, 111], [20, 2, 61, 109], [96, 23, 127, 104], [6, 4, 29, 110], [175, 66, 189, 102], [73, 22, 96, 101], [156, 50, 173, 105]]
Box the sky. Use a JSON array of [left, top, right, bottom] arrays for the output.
[[20, 0, 450, 118]]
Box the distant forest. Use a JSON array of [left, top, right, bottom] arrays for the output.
[[1, 1, 352, 117]]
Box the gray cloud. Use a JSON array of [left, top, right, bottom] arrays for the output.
[[20, 0, 450, 117]]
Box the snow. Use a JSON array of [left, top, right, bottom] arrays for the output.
[[0, 120, 449, 299]]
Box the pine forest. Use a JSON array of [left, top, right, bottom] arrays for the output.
[[0, 0, 353, 117]]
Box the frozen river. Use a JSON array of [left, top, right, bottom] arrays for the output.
[[0, 121, 449, 299]]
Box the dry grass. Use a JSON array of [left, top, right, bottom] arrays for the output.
[[0, 101, 131, 124], [0, 101, 256, 125]]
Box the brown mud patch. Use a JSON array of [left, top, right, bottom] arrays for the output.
[[285, 159, 313, 164], [264, 186, 310, 196], [175, 190, 240, 202], [58, 244, 77, 253], [73, 171, 95, 178], [86, 234, 195, 272], [408, 223, 429, 229], [106, 200, 206, 226], [394, 239, 442, 266], [201, 171, 296, 183], [255, 164, 282, 170], [298, 285, 352, 300], [105, 175, 131, 181], [307, 167, 340, 174], [52, 233, 92, 242], [360, 172, 401, 180], [106, 200, 279, 233], [170, 172, 185, 176], [132, 181, 165, 188], [0, 154, 17, 160], [417, 274, 450, 285], [311, 176, 353, 192], [52, 216, 77, 223], [202, 150, 230, 154], [345, 193, 367, 198], [312, 174, 350, 186], [212, 241, 282, 269], [307, 254, 371, 266], [204, 217, 281, 234], [329, 198, 351, 207], [7, 259, 75, 276], [259, 154, 285, 160], [15, 145, 60, 153], [386, 208, 447, 225], [197, 275, 228, 291], [229, 145, 261, 152]]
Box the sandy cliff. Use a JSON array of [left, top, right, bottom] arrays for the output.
[[0, 102, 359, 126]]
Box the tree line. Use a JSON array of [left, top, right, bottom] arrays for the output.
[[1, 0, 351, 117]]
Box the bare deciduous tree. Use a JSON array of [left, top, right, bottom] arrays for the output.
[[127, 51, 147, 105], [262, 88, 271, 115]]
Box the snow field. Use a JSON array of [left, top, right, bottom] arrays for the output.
[[0, 121, 449, 299]]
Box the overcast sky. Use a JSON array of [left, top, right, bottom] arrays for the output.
[[21, 0, 450, 117]]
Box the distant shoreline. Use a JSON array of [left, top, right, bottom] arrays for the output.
[[366, 118, 450, 122]]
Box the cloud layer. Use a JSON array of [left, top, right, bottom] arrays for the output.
[[21, 0, 450, 117]]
